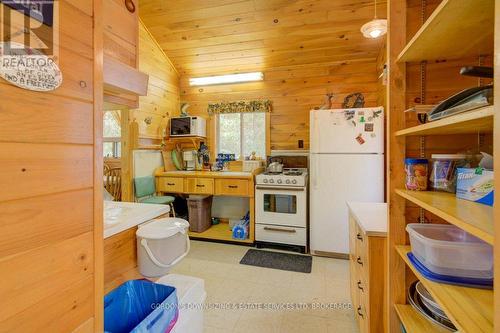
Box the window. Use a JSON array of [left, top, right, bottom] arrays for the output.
[[103, 111, 121, 158], [217, 112, 266, 159]]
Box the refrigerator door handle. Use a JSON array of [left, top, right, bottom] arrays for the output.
[[313, 111, 320, 153], [313, 154, 319, 190]]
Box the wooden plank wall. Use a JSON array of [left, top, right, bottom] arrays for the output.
[[120, 21, 181, 200], [131, 21, 181, 141], [103, 0, 139, 108], [181, 59, 381, 151], [0, 1, 101, 331]]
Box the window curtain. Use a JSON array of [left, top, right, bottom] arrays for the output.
[[207, 100, 272, 116]]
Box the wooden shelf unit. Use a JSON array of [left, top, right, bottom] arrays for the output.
[[166, 136, 207, 150], [395, 189, 494, 245], [394, 304, 450, 333], [387, 1, 498, 332], [396, 246, 493, 332], [395, 106, 494, 137], [397, 0, 494, 63]]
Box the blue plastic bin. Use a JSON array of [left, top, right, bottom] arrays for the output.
[[104, 280, 178, 333]]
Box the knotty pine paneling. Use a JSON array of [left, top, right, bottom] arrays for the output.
[[182, 59, 380, 150], [130, 21, 181, 140], [140, 0, 387, 77], [0, 189, 93, 258], [0, 0, 99, 330], [0, 277, 94, 333]]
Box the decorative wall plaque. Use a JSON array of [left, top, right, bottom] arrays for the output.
[[0, 42, 63, 91]]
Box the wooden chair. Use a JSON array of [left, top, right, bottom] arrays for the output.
[[104, 166, 122, 201]]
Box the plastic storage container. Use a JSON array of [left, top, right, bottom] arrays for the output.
[[429, 154, 469, 193], [158, 274, 207, 333], [405, 158, 428, 191], [137, 218, 190, 277], [187, 195, 213, 232], [406, 223, 493, 279], [104, 280, 178, 333]]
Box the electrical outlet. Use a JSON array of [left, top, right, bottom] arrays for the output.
[[298, 140, 304, 148]]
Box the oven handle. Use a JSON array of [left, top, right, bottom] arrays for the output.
[[264, 227, 297, 233], [255, 186, 305, 191]]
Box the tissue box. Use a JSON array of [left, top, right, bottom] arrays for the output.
[[456, 168, 494, 206]]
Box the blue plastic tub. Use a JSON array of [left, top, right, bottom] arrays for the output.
[[104, 280, 178, 333]]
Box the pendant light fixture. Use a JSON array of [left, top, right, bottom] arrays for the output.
[[360, 0, 387, 39]]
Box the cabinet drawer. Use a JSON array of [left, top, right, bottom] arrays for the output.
[[255, 224, 306, 246], [352, 251, 368, 280], [215, 179, 249, 196], [185, 178, 214, 194], [356, 293, 370, 333], [157, 177, 184, 193]]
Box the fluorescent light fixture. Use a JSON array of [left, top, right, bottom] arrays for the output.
[[189, 72, 264, 86]]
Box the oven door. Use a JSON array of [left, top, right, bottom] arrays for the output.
[[255, 186, 306, 227]]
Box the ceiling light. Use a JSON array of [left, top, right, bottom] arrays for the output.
[[189, 72, 264, 86], [361, 0, 387, 39]]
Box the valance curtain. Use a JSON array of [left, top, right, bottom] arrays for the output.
[[207, 100, 272, 116]]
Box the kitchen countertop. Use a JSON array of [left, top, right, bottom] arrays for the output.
[[104, 201, 170, 239], [347, 202, 388, 237], [155, 169, 259, 179]]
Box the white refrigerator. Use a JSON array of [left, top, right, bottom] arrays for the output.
[[310, 107, 385, 255]]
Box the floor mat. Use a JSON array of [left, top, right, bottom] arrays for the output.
[[239, 249, 312, 273]]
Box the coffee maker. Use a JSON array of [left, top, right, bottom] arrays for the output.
[[182, 150, 197, 171]]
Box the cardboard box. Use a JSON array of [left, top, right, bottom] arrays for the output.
[[456, 168, 494, 206]]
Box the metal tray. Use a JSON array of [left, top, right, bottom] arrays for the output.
[[407, 281, 457, 331]]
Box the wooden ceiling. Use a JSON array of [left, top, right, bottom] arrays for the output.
[[139, 0, 387, 77]]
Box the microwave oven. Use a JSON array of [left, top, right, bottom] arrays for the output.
[[170, 116, 206, 137]]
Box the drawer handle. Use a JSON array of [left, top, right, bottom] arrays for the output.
[[356, 256, 363, 266], [228, 185, 238, 189], [357, 306, 364, 318], [167, 183, 175, 186], [196, 184, 205, 188], [357, 280, 364, 292], [263, 227, 296, 233], [356, 233, 363, 241]]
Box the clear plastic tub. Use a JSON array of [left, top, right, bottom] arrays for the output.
[[406, 223, 493, 279], [429, 154, 469, 193]]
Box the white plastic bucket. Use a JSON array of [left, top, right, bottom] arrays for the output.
[[136, 218, 190, 277]]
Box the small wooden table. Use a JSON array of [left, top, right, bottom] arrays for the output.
[[155, 169, 262, 244]]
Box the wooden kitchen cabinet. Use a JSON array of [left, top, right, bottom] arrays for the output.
[[184, 178, 214, 195], [155, 169, 263, 244], [215, 179, 250, 196], [347, 203, 387, 333]]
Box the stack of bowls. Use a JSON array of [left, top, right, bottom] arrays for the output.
[[407, 281, 457, 331]]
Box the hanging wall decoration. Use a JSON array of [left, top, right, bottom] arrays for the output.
[[0, 42, 63, 92], [207, 100, 272, 116], [342, 93, 365, 108]]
